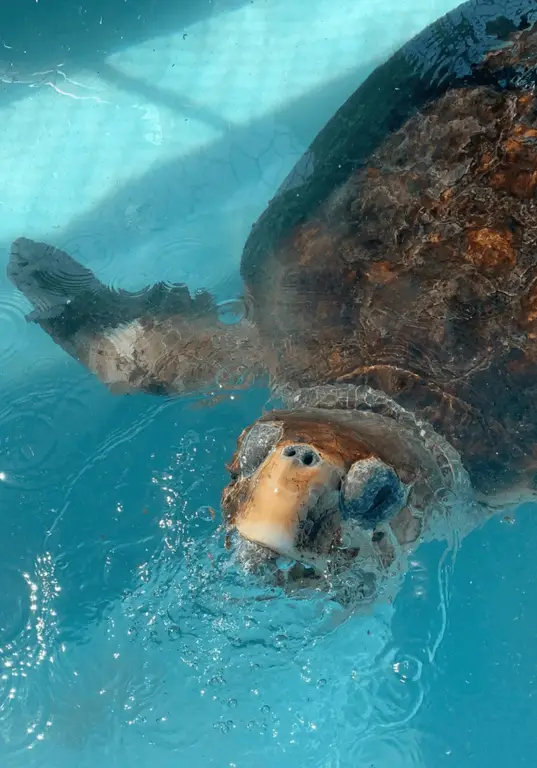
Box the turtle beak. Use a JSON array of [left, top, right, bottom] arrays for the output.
[[234, 442, 343, 565]]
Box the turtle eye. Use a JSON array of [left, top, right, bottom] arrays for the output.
[[340, 458, 408, 529], [238, 421, 282, 477]]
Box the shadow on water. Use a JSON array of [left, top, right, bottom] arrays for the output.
[[0, 57, 380, 277]]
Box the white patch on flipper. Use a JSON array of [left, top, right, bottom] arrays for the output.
[[86, 320, 145, 390], [106, 320, 144, 360]]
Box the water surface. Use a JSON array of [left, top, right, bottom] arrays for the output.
[[0, 1, 535, 766]]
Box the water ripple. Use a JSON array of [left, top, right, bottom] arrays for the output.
[[93, 227, 206, 305], [0, 289, 30, 365], [44, 625, 164, 755], [56, 231, 114, 276], [0, 568, 31, 648], [159, 232, 208, 289], [0, 375, 109, 494], [0, 380, 460, 766], [105, 508, 460, 765], [0, 405, 58, 480], [159, 232, 203, 268]]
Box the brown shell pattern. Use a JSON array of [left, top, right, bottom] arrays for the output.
[[247, 25, 537, 494]]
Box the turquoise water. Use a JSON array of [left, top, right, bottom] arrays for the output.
[[0, 0, 535, 765]]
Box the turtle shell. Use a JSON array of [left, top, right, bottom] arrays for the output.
[[240, 0, 537, 495]]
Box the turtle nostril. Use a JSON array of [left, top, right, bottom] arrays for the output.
[[282, 444, 320, 467]]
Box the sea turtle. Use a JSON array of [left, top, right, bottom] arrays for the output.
[[8, 0, 537, 604]]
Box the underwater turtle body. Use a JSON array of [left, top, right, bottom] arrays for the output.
[[8, 0, 537, 604]]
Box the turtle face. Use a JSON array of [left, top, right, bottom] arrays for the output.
[[221, 410, 416, 580]]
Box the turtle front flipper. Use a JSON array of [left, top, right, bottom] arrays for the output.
[[8, 237, 266, 396]]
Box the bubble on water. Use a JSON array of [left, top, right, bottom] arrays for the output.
[[393, 656, 423, 684], [167, 625, 182, 641], [197, 505, 217, 523], [216, 298, 246, 325], [57, 231, 114, 275]]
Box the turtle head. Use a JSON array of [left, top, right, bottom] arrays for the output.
[[221, 409, 421, 583]]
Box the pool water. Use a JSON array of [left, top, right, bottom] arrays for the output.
[[0, 0, 536, 766]]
